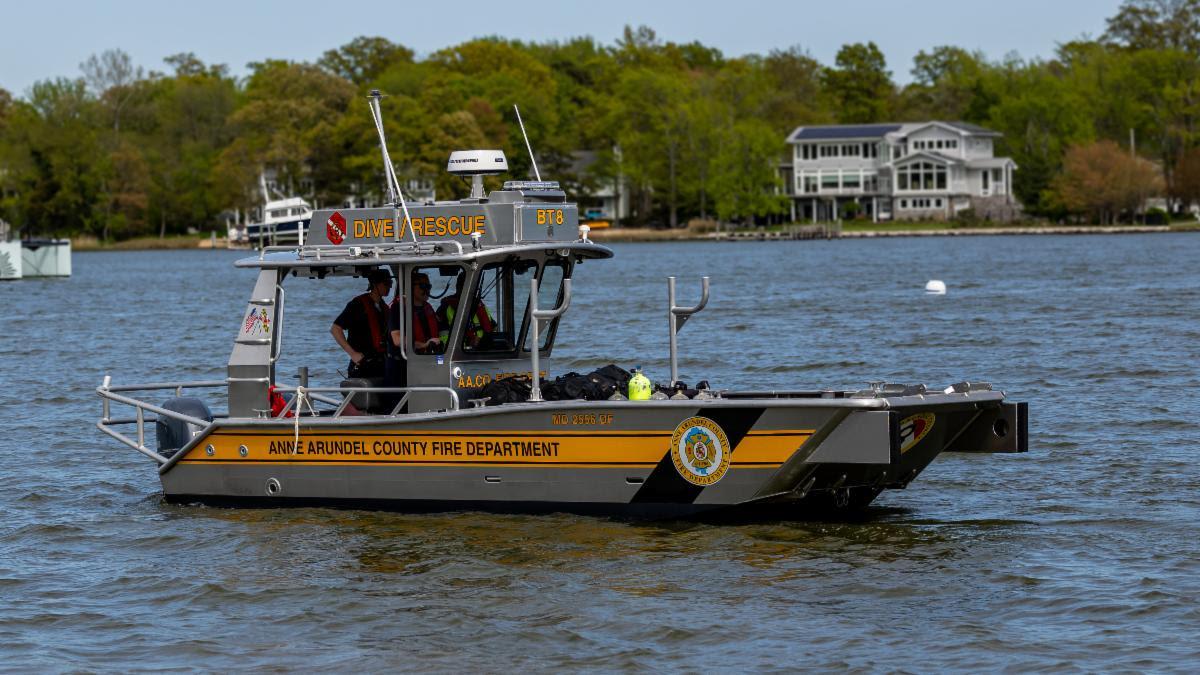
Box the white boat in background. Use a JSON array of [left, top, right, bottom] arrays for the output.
[[228, 175, 313, 248], [0, 220, 71, 280]]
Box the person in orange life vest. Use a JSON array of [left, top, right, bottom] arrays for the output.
[[437, 275, 495, 348], [390, 272, 445, 356], [331, 267, 390, 378]]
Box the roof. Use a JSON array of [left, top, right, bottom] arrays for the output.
[[236, 241, 613, 270], [967, 157, 1017, 169], [787, 124, 903, 142], [788, 120, 1002, 143]]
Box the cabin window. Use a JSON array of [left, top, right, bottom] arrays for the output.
[[410, 265, 464, 356], [459, 260, 538, 355]]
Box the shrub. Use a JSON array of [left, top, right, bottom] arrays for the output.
[[1144, 207, 1168, 225]]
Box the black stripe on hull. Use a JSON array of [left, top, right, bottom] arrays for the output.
[[630, 407, 765, 504], [160, 492, 884, 522]]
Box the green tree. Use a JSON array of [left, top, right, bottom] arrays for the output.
[[709, 119, 789, 223], [232, 60, 355, 206], [760, 47, 833, 133], [319, 36, 414, 87], [822, 42, 893, 123], [900, 46, 989, 121], [1104, 0, 1200, 51]]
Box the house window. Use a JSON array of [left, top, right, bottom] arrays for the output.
[[802, 175, 818, 194], [935, 198, 943, 207], [947, 139, 958, 149], [843, 144, 861, 156], [820, 145, 837, 158], [895, 161, 947, 192], [900, 200, 908, 209], [821, 173, 840, 190]]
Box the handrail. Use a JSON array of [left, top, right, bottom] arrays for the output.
[[271, 385, 461, 418], [97, 376, 221, 466], [258, 239, 466, 261], [528, 276, 572, 402], [270, 283, 285, 364], [668, 276, 710, 386]]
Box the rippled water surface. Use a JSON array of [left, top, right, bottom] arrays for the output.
[[2, 234, 1199, 670]]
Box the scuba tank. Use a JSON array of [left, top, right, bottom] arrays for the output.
[[628, 367, 652, 401]]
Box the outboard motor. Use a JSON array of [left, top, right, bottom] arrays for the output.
[[155, 397, 213, 457]]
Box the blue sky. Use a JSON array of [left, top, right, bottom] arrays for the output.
[[1, 0, 1124, 96]]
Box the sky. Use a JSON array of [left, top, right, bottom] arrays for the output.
[[0, 0, 1125, 97]]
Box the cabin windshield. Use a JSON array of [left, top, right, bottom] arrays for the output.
[[458, 260, 530, 354]]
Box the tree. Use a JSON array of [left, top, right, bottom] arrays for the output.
[[80, 49, 143, 133], [760, 47, 832, 133], [80, 49, 147, 240], [1104, 0, 1200, 52], [1171, 146, 1200, 208], [984, 58, 1097, 213], [709, 119, 789, 223], [1053, 140, 1163, 222], [232, 60, 356, 206], [822, 42, 893, 123], [900, 46, 989, 121], [611, 68, 693, 227], [319, 37, 414, 87]]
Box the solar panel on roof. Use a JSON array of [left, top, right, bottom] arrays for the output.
[[791, 124, 903, 140]]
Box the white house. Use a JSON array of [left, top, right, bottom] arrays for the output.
[[783, 121, 1018, 222]]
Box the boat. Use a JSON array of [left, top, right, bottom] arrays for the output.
[[96, 94, 1028, 518], [0, 222, 72, 280], [227, 175, 313, 248]]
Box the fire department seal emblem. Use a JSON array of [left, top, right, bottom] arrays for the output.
[[899, 413, 936, 453], [670, 416, 731, 486], [326, 211, 347, 245]]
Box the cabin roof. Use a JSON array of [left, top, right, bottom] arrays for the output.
[[235, 240, 613, 270]]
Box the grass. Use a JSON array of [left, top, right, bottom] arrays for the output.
[[840, 221, 956, 232], [72, 234, 219, 251]]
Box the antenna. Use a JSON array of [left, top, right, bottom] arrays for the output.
[[514, 105, 541, 182], [368, 90, 417, 243]]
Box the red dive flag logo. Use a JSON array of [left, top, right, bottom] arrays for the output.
[[327, 211, 347, 244]]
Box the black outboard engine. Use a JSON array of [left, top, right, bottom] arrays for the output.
[[155, 397, 213, 458]]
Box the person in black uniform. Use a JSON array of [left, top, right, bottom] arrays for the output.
[[330, 267, 391, 378]]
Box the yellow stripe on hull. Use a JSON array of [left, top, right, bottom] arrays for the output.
[[177, 428, 813, 468]]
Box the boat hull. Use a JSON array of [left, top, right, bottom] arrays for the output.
[[158, 395, 1025, 518]]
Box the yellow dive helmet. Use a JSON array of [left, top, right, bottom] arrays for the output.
[[628, 367, 652, 401]]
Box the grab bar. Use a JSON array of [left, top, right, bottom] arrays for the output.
[[668, 276, 710, 386], [528, 276, 572, 402]]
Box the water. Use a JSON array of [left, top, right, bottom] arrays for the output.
[[2, 234, 1199, 670]]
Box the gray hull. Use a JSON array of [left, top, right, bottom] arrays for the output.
[[158, 394, 1026, 518]]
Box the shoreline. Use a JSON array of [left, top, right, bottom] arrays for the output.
[[590, 223, 1199, 243]]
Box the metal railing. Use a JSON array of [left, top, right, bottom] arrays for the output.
[[257, 239, 465, 261], [96, 376, 225, 465], [271, 384, 461, 417], [99, 376, 462, 465]]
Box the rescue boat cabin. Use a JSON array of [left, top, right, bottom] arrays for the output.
[[228, 155, 612, 419]]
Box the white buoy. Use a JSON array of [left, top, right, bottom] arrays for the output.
[[925, 280, 947, 295]]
